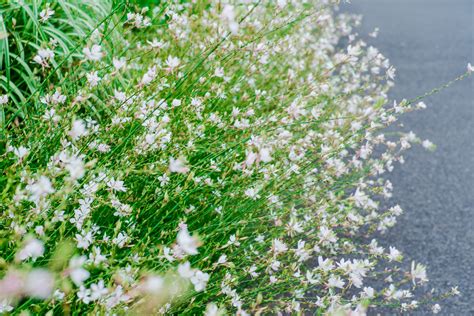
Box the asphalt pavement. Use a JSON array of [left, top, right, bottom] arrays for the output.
[[343, 1, 473, 314]]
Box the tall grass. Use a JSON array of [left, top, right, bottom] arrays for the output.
[[0, 0, 124, 126]]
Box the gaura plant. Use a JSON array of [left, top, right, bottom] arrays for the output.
[[0, 0, 470, 315]]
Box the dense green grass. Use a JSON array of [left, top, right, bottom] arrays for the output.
[[0, 0, 126, 127], [0, 1, 468, 315]]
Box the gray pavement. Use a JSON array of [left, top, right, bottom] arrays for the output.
[[344, 1, 474, 314]]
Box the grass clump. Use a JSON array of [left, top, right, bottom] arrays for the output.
[[0, 0, 123, 125]]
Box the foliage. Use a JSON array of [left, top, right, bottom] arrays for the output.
[[0, 0, 122, 125], [0, 1, 467, 315]]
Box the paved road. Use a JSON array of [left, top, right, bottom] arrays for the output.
[[344, 1, 473, 315]]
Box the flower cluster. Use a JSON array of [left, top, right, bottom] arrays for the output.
[[0, 1, 464, 315]]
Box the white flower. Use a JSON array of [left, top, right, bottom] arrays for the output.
[[369, 27, 379, 38], [113, 57, 126, 70], [0, 94, 8, 104], [362, 287, 375, 298], [410, 261, 428, 285], [126, 12, 151, 28], [276, 0, 287, 9], [295, 240, 309, 262], [143, 275, 164, 293], [347, 44, 361, 56], [318, 256, 334, 272], [86, 71, 101, 87], [247, 265, 259, 278], [16, 238, 44, 261], [50, 90, 66, 104], [28, 176, 55, 202], [158, 173, 170, 187], [178, 261, 195, 279], [10, 146, 29, 159], [169, 157, 190, 174], [205, 303, 225, 316], [90, 280, 108, 300], [272, 239, 288, 254], [318, 226, 337, 244], [105, 285, 129, 309], [388, 246, 402, 262], [190, 270, 209, 292], [89, 247, 107, 266], [0, 300, 13, 313], [451, 286, 461, 296], [141, 66, 157, 85], [214, 67, 224, 78], [69, 119, 88, 140], [148, 38, 165, 49], [39, 8, 55, 22], [177, 226, 199, 255], [54, 289, 65, 300], [306, 271, 319, 284], [467, 63, 474, 73], [161, 246, 174, 262], [227, 234, 240, 247], [107, 178, 127, 192], [432, 304, 441, 314], [114, 90, 127, 102], [221, 5, 239, 34], [78, 285, 91, 304], [76, 231, 93, 249], [244, 187, 260, 200], [259, 147, 272, 162], [40, 90, 66, 105], [69, 256, 90, 286], [96, 143, 110, 153], [171, 99, 181, 107], [33, 48, 55, 67], [422, 139, 436, 151], [43, 108, 60, 122], [65, 155, 85, 180], [24, 269, 54, 299], [35, 226, 44, 236], [327, 275, 345, 288], [83, 44, 103, 61], [270, 260, 281, 271], [113, 232, 129, 248], [416, 101, 427, 109], [386, 65, 396, 80], [217, 255, 227, 265], [165, 56, 180, 72], [245, 151, 257, 167]]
